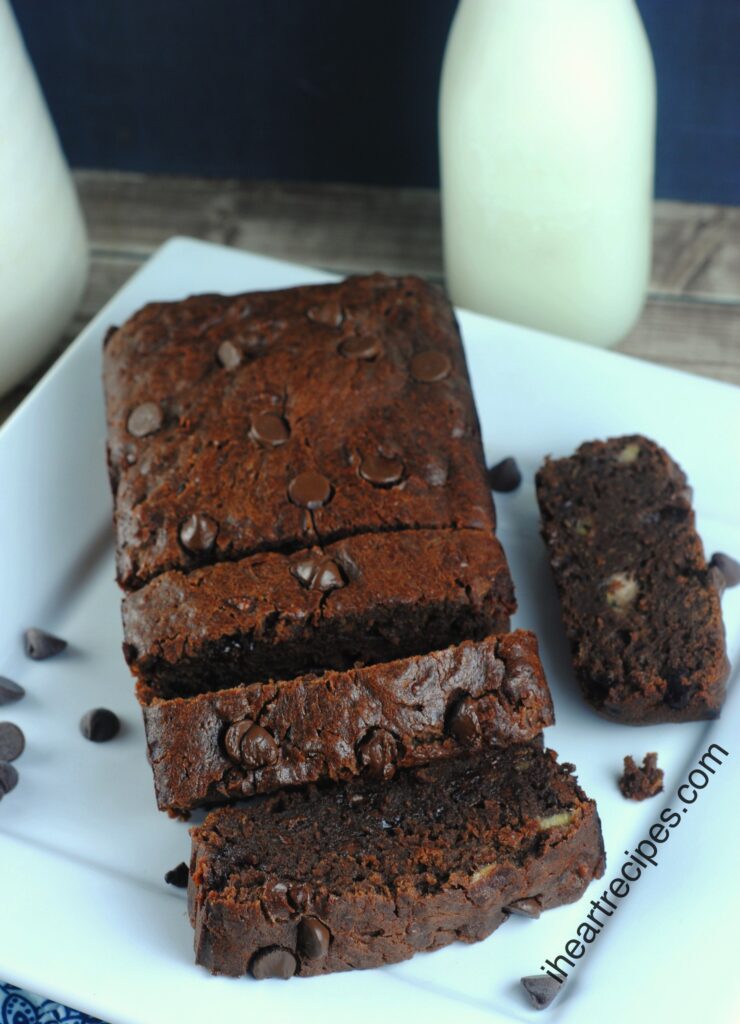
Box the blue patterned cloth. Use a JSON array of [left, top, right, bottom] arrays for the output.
[[0, 984, 103, 1024]]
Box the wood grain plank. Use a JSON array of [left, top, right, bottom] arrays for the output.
[[650, 202, 740, 301], [74, 173, 443, 278], [74, 171, 740, 301], [3, 175, 737, 426], [617, 297, 740, 387]]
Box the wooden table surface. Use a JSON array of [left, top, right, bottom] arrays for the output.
[[2, 171, 738, 423]]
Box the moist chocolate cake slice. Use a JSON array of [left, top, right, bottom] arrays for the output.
[[536, 435, 728, 723], [103, 274, 497, 591], [189, 745, 605, 978], [139, 631, 554, 815], [122, 529, 516, 698]]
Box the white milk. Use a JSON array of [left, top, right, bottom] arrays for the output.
[[439, 0, 655, 347], [0, 0, 88, 396]]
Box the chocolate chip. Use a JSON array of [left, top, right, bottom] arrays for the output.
[[410, 350, 451, 383], [290, 553, 346, 593], [338, 336, 381, 360], [217, 340, 242, 369], [357, 729, 398, 781], [80, 708, 120, 742], [487, 457, 522, 493], [307, 302, 343, 327], [359, 453, 404, 487], [521, 975, 561, 1010], [239, 724, 279, 769], [250, 946, 297, 980], [298, 917, 330, 960], [312, 559, 345, 592], [164, 862, 189, 888], [24, 628, 67, 660], [710, 551, 740, 589], [664, 677, 697, 710], [223, 719, 254, 762], [0, 723, 24, 762], [290, 557, 317, 587], [249, 412, 290, 448], [446, 696, 481, 746], [179, 513, 219, 553], [505, 897, 542, 919], [0, 762, 19, 799], [0, 678, 25, 706], [224, 721, 278, 768], [127, 402, 164, 437], [288, 471, 333, 509]]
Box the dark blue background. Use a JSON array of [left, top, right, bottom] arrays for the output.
[[10, 0, 740, 203]]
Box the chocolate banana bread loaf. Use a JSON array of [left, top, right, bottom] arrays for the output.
[[536, 435, 728, 723], [139, 631, 554, 815], [103, 274, 497, 591], [189, 745, 605, 978], [123, 529, 515, 697]]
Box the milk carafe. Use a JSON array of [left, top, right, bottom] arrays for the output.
[[439, 0, 656, 347], [0, 0, 88, 397]]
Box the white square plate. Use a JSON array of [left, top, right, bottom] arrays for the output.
[[0, 238, 738, 1024]]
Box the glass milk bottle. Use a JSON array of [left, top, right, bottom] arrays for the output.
[[439, 0, 656, 347], [0, 0, 88, 396]]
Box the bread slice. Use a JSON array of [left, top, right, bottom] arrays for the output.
[[536, 435, 728, 723], [123, 529, 515, 698], [139, 631, 554, 815], [189, 745, 605, 978]]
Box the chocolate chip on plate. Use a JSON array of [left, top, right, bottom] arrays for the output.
[[165, 862, 189, 888], [0, 723, 25, 762], [359, 453, 404, 487], [487, 457, 522, 493], [217, 340, 242, 370], [288, 471, 333, 509], [709, 551, 740, 589], [127, 401, 164, 437], [24, 627, 67, 660], [410, 350, 451, 383], [338, 336, 381, 360], [521, 974, 561, 1010], [249, 412, 290, 447], [0, 678, 25, 706], [80, 708, 120, 743], [179, 513, 219, 553], [250, 946, 297, 980], [0, 762, 19, 799]]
